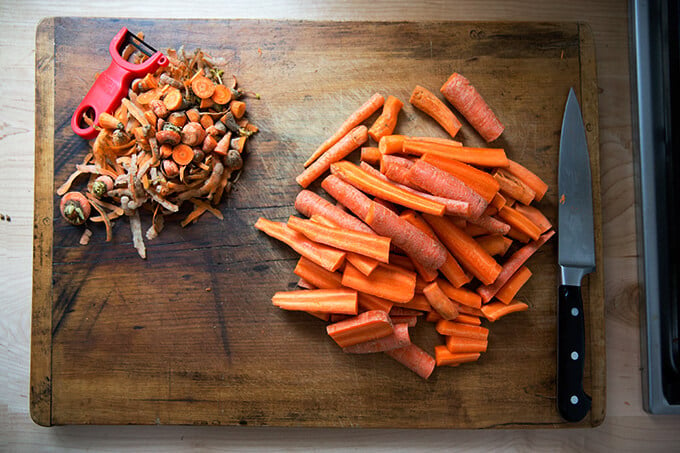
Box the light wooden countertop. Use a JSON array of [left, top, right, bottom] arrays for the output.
[[3, 1, 680, 451]]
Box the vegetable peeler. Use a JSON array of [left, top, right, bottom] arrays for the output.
[[71, 27, 168, 140]]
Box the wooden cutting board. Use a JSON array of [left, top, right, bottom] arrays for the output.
[[32, 17, 604, 428]]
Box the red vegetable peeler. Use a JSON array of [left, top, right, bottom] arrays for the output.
[[71, 27, 169, 140]]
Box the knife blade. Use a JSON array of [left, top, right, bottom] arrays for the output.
[[557, 87, 595, 422]]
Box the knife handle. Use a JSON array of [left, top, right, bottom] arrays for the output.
[[557, 285, 591, 422]]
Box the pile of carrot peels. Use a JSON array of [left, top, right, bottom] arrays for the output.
[[58, 35, 258, 258], [256, 72, 555, 379]]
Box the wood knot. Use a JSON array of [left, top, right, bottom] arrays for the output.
[[469, 29, 486, 40]]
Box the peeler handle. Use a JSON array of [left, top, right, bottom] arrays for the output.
[[71, 27, 168, 140]]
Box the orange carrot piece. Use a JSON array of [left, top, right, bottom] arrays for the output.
[[360, 146, 382, 164], [507, 226, 532, 243], [369, 95, 404, 142], [426, 311, 442, 322], [254, 217, 346, 272], [358, 293, 394, 313], [445, 335, 488, 353], [272, 289, 358, 314], [343, 323, 410, 353], [496, 266, 533, 304], [327, 310, 393, 348], [475, 234, 513, 257], [423, 214, 501, 286], [497, 206, 542, 241], [477, 230, 555, 302], [321, 175, 374, 222], [407, 159, 488, 220], [304, 93, 384, 167], [297, 278, 316, 289], [389, 253, 416, 271], [435, 320, 489, 340], [390, 306, 424, 317], [390, 315, 418, 327], [287, 215, 391, 263], [467, 213, 511, 235], [396, 213, 438, 283], [434, 345, 481, 366], [331, 160, 446, 216], [378, 134, 408, 155], [482, 300, 529, 322], [514, 204, 553, 233], [385, 344, 436, 379], [295, 189, 374, 234], [464, 223, 489, 237], [403, 140, 509, 168], [294, 256, 344, 289], [420, 153, 500, 202], [454, 313, 482, 326], [409, 85, 462, 138], [505, 159, 549, 201], [422, 281, 460, 320], [436, 279, 482, 309], [440, 72, 504, 142], [493, 169, 536, 206], [491, 193, 507, 210], [297, 126, 368, 188], [342, 262, 416, 303]]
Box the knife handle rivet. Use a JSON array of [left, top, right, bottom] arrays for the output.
[[571, 307, 579, 317], [570, 395, 579, 405], [571, 351, 579, 360]]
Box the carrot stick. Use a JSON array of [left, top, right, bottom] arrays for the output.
[[420, 154, 500, 202], [436, 279, 482, 309], [481, 300, 529, 322], [272, 289, 358, 314], [454, 313, 482, 326], [343, 323, 410, 353], [477, 230, 555, 302], [400, 294, 432, 312], [445, 335, 488, 353], [358, 293, 394, 313], [402, 140, 509, 168], [505, 159, 549, 201], [422, 281, 459, 320], [342, 262, 416, 303], [287, 215, 391, 263], [409, 85, 462, 138], [407, 159, 488, 220], [294, 256, 344, 289], [295, 189, 374, 235], [369, 95, 404, 142], [321, 175, 374, 221], [507, 226, 532, 243], [440, 72, 504, 142], [326, 309, 394, 348], [434, 346, 481, 366], [304, 93, 384, 167], [297, 126, 368, 188], [491, 193, 507, 210], [497, 206, 542, 241], [331, 160, 447, 216], [379, 154, 417, 187], [379, 134, 408, 155], [496, 266, 532, 304], [360, 146, 382, 164], [254, 217, 346, 272], [365, 201, 447, 270], [423, 214, 501, 286], [514, 204, 552, 233], [464, 222, 490, 237], [385, 344, 436, 379], [467, 213, 511, 235], [475, 234, 513, 257], [493, 169, 536, 206], [435, 320, 489, 340]]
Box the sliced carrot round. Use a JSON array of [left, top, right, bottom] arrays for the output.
[[191, 76, 216, 99], [211, 84, 232, 104], [163, 88, 183, 111], [172, 144, 194, 165]]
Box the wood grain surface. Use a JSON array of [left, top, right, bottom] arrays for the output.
[[4, 0, 680, 451], [32, 17, 603, 429]]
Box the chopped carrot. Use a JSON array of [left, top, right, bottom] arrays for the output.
[[294, 189, 374, 235], [402, 140, 509, 168], [464, 222, 489, 237], [191, 76, 216, 99], [321, 175, 373, 221], [435, 320, 489, 340], [420, 153, 500, 202], [389, 253, 416, 271], [467, 213, 511, 235], [436, 279, 482, 309], [454, 313, 482, 326], [358, 293, 394, 313], [211, 84, 232, 104], [477, 230, 555, 302], [378, 134, 408, 155], [434, 346, 481, 366], [440, 72, 504, 142], [368, 95, 404, 142], [496, 266, 532, 304], [331, 160, 447, 216], [422, 281, 459, 320], [172, 144, 194, 166], [482, 300, 529, 322], [254, 217, 346, 272], [491, 193, 507, 210], [505, 159, 549, 201], [293, 256, 344, 289], [425, 311, 442, 323], [493, 169, 536, 206], [287, 215, 391, 263], [385, 344, 436, 379], [409, 85, 462, 138], [497, 206, 542, 241], [475, 234, 513, 256], [163, 87, 184, 111], [507, 226, 533, 243], [514, 204, 552, 233], [304, 93, 384, 167], [445, 335, 488, 353], [343, 323, 410, 353], [272, 289, 358, 314], [423, 214, 502, 286], [360, 146, 382, 164], [296, 126, 368, 188], [326, 309, 393, 348], [342, 262, 416, 303], [230, 100, 247, 119]]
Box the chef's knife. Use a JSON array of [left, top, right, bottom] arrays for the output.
[[557, 87, 594, 422]]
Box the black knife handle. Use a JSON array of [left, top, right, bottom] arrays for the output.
[[557, 285, 591, 422]]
